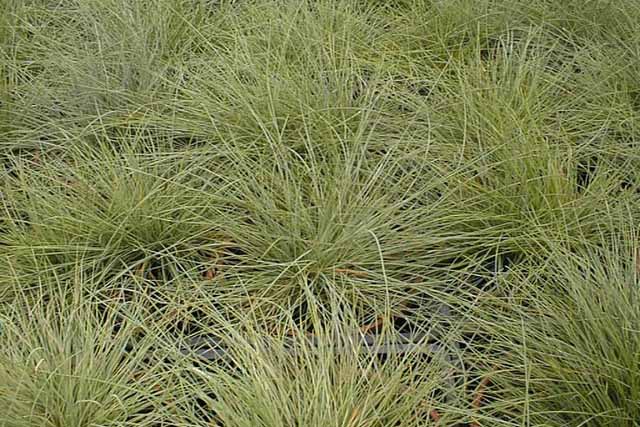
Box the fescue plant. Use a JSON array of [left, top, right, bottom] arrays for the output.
[[0, 290, 169, 427], [465, 227, 640, 426], [2, 0, 640, 425]]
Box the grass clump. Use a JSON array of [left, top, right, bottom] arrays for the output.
[[0, 138, 228, 299], [466, 227, 640, 426], [164, 314, 460, 427], [0, 292, 168, 427]]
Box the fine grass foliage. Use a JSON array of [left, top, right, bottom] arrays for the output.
[[165, 314, 461, 427], [2, 0, 640, 425], [0, 292, 167, 427], [468, 228, 640, 426]]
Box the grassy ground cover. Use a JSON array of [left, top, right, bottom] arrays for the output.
[[2, 0, 640, 425]]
